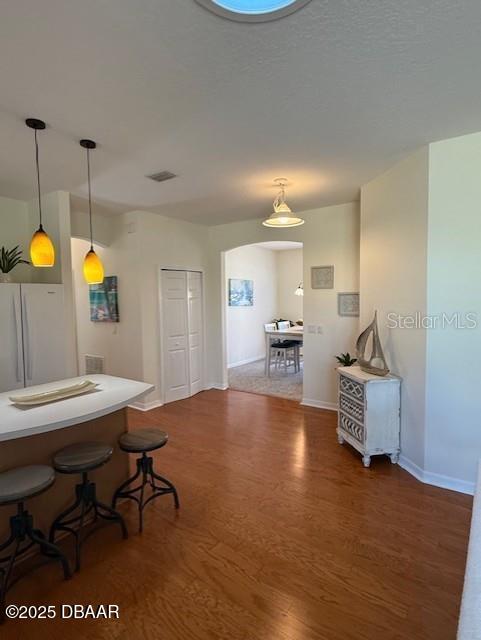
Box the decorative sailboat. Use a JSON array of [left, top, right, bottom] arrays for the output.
[[356, 311, 390, 376]]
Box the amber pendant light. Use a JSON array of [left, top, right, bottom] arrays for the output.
[[26, 118, 55, 267], [80, 139, 104, 285]]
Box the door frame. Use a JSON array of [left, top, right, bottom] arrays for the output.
[[158, 265, 207, 406]]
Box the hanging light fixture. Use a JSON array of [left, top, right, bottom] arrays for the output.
[[80, 139, 104, 285], [26, 118, 55, 267], [262, 178, 305, 228], [294, 282, 304, 296]]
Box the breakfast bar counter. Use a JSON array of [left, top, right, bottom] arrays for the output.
[[0, 375, 153, 538]]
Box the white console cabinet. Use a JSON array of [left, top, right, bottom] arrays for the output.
[[337, 366, 401, 467]]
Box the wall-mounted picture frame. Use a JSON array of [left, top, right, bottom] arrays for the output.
[[338, 292, 360, 317], [311, 265, 334, 289], [89, 276, 120, 322], [228, 279, 254, 307]]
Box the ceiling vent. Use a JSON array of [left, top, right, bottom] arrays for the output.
[[147, 170, 177, 183]]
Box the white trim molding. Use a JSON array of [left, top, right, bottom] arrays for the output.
[[301, 398, 338, 412], [208, 383, 229, 391], [129, 399, 164, 412], [399, 455, 475, 495], [227, 356, 264, 369]]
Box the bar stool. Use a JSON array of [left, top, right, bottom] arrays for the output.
[[112, 428, 179, 533], [49, 442, 128, 571], [0, 465, 70, 619]]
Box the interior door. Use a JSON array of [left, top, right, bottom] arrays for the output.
[[21, 284, 67, 387], [0, 284, 24, 392], [187, 271, 204, 396], [162, 270, 190, 403]]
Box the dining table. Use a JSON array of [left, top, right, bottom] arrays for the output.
[[264, 325, 304, 375]]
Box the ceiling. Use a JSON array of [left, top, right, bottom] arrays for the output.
[[2, 1, 481, 225]]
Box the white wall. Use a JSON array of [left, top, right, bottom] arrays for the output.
[[225, 245, 278, 367], [360, 135, 481, 494], [70, 206, 117, 247], [360, 148, 429, 471], [425, 133, 481, 488], [71, 208, 211, 407], [71, 235, 126, 377], [276, 248, 303, 322], [86, 210, 211, 409], [208, 202, 360, 409]]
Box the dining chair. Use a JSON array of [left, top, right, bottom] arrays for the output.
[[264, 323, 297, 376], [275, 320, 302, 373]]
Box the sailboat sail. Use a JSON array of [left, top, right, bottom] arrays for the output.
[[356, 311, 389, 376]]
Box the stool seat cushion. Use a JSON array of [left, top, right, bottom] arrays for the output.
[[119, 428, 168, 453], [53, 442, 113, 474], [271, 340, 297, 348], [0, 465, 55, 505]]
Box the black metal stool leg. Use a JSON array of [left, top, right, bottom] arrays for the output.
[[50, 471, 128, 571], [94, 500, 128, 539], [27, 528, 71, 580], [0, 538, 21, 621], [0, 503, 70, 622], [49, 483, 84, 544], [112, 460, 142, 510], [112, 452, 180, 533], [150, 468, 180, 509]]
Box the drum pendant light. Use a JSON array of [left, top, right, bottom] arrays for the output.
[[80, 139, 104, 285], [26, 118, 55, 267]]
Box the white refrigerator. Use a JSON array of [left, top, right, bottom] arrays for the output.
[[0, 283, 67, 393]]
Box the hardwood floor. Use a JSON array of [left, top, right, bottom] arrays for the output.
[[4, 390, 472, 639]]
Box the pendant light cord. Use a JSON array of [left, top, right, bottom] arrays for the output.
[[34, 129, 43, 228], [86, 147, 94, 250]]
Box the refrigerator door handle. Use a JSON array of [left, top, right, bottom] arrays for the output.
[[23, 295, 32, 382], [13, 294, 23, 383]]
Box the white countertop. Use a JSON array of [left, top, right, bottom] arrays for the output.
[[0, 375, 153, 442]]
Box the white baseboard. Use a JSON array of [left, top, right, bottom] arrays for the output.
[[207, 383, 228, 391], [398, 455, 475, 495], [128, 399, 163, 412], [301, 398, 338, 412], [227, 356, 264, 369]]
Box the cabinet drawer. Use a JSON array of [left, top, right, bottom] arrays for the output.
[[339, 374, 365, 403], [339, 412, 364, 443], [339, 393, 364, 424]]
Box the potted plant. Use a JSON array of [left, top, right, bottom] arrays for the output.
[[335, 352, 357, 367], [0, 246, 30, 283]]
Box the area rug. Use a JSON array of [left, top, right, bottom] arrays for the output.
[[228, 358, 303, 401]]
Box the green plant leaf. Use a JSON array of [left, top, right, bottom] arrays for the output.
[[0, 245, 29, 273]]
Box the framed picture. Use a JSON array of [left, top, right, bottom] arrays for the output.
[[228, 279, 253, 307], [338, 292, 360, 317], [89, 276, 119, 322], [311, 265, 334, 289]]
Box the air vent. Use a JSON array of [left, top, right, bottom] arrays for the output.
[[85, 354, 104, 375], [147, 171, 177, 183]]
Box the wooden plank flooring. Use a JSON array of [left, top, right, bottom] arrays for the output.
[[3, 390, 472, 639]]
